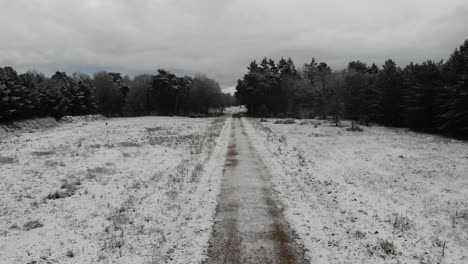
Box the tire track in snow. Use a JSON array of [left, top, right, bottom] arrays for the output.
[[204, 117, 307, 264]]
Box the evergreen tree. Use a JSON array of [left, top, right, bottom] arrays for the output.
[[315, 62, 332, 118], [343, 62, 367, 121], [0, 67, 37, 121], [348, 61, 367, 74], [109, 72, 129, 116], [376, 59, 405, 126], [362, 68, 381, 125], [437, 40, 468, 136], [403, 61, 442, 131], [302, 58, 318, 86], [94, 71, 121, 116]]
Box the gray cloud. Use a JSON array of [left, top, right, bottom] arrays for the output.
[[0, 0, 467, 90]]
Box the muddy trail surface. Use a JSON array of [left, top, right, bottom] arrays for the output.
[[204, 117, 308, 264]]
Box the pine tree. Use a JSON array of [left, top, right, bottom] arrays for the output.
[[108, 72, 129, 116], [0, 82, 12, 121], [344, 69, 367, 120], [362, 72, 381, 125], [0, 67, 36, 121], [302, 58, 318, 86], [348, 61, 367, 74], [403, 61, 442, 131], [314, 62, 332, 119], [437, 40, 468, 136], [376, 59, 405, 126], [235, 59, 273, 114]]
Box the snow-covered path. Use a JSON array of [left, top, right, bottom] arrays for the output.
[[204, 117, 307, 264]]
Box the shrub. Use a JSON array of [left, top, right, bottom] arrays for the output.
[[23, 220, 43, 231], [346, 122, 363, 132], [274, 119, 296, 124], [47, 179, 81, 199], [0, 156, 16, 164]]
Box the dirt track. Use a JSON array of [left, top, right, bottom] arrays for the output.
[[204, 117, 307, 264]]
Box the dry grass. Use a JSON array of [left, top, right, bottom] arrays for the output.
[[380, 240, 396, 255], [354, 230, 366, 239], [23, 220, 43, 231], [190, 163, 204, 182], [44, 160, 65, 167], [47, 179, 81, 199], [391, 214, 413, 235], [0, 156, 16, 164], [32, 150, 56, 156], [9, 223, 19, 230], [145, 127, 163, 132], [367, 239, 396, 258], [118, 142, 141, 148], [86, 166, 115, 180], [66, 250, 75, 258], [275, 119, 296, 125], [1, 116, 228, 263]]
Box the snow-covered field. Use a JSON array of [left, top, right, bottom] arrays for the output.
[[0, 116, 230, 264], [1, 113, 467, 264], [245, 118, 468, 264]]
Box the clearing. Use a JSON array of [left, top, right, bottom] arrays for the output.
[[1, 113, 467, 264], [0, 116, 230, 263], [246, 118, 468, 264]]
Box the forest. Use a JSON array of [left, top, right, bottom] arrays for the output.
[[236, 39, 468, 138], [0, 68, 236, 122], [1, 40, 467, 138]]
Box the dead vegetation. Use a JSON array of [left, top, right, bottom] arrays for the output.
[[23, 220, 43, 231], [32, 150, 56, 156], [274, 119, 296, 125], [87, 166, 114, 175], [380, 240, 396, 256], [299, 120, 321, 127], [118, 141, 141, 148], [66, 249, 75, 258], [346, 122, 364, 132], [0, 156, 17, 164], [391, 214, 413, 235], [47, 179, 81, 199], [354, 230, 366, 239], [87, 143, 102, 149], [1, 116, 228, 263], [145, 126, 163, 132], [190, 163, 204, 182], [44, 160, 65, 167], [86, 166, 115, 181], [99, 196, 137, 260], [366, 239, 396, 258], [451, 209, 468, 228]]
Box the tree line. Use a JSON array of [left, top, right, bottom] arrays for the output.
[[0, 68, 236, 122], [236, 39, 468, 138]]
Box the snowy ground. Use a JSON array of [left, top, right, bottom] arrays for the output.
[[245, 118, 468, 264], [0, 116, 231, 264], [2, 113, 467, 264]]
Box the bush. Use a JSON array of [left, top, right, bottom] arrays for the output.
[[274, 119, 296, 124], [276, 113, 285, 118], [257, 104, 269, 118], [346, 122, 364, 132], [23, 220, 43, 231], [188, 113, 207, 118]]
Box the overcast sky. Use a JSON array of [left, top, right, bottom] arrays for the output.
[[0, 0, 467, 92]]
